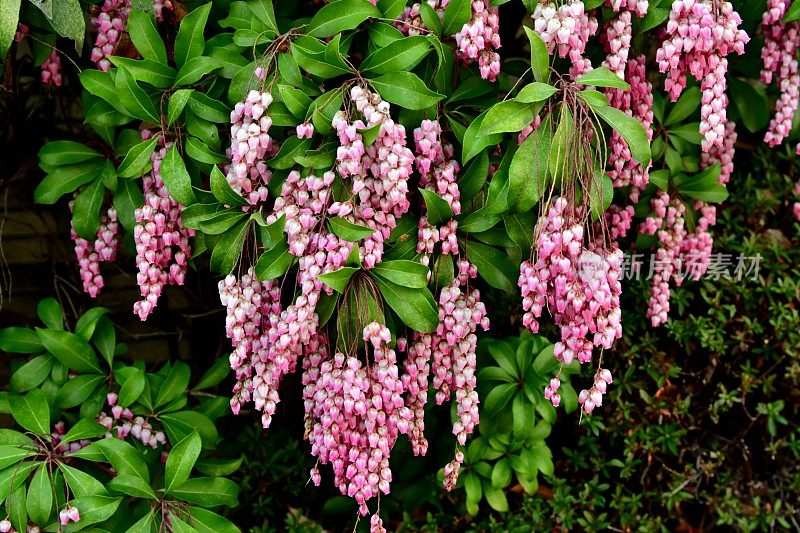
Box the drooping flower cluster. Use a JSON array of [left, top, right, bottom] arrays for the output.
[[761, 0, 800, 150], [454, 0, 502, 80], [41, 50, 62, 87], [395, 0, 448, 35], [605, 0, 648, 15], [90, 0, 130, 72], [402, 260, 488, 489], [532, 0, 599, 70], [701, 118, 737, 184], [793, 181, 800, 221], [601, 10, 633, 77], [640, 191, 687, 326], [218, 267, 282, 415], [519, 197, 623, 366], [606, 55, 654, 197], [70, 206, 120, 298], [58, 506, 81, 526], [331, 87, 413, 268], [306, 323, 412, 517], [578, 367, 613, 414], [296, 121, 314, 139], [227, 90, 274, 206], [51, 421, 90, 455], [655, 0, 749, 152], [132, 132, 193, 321]]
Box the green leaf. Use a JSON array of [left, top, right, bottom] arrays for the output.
[[193, 357, 230, 391], [481, 99, 537, 135], [27, 465, 52, 525], [371, 260, 428, 288], [174, 3, 212, 68], [174, 56, 224, 86], [108, 474, 157, 499], [155, 362, 190, 409], [165, 431, 202, 494], [728, 77, 769, 133], [0, 0, 21, 58], [484, 383, 516, 416], [419, 1, 442, 35], [523, 27, 549, 83], [125, 511, 155, 533], [72, 179, 105, 239], [6, 484, 25, 533], [248, 0, 279, 32], [171, 477, 239, 508], [269, 137, 312, 169], [378, 0, 407, 18], [90, 317, 115, 367], [195, 457, 243, 477], [188, 91, 229, 123], [114, 178, 145, 230], [509, 114, 551, 212], [10, 355, 53, 392], [483, 483, 509, 512], [161, 411, 219, 448], [419, 189, 455, 226], [61, 417, 108, 445], [128, 10, 167, 63], [0, 446, 33, 470], [329, 217, 375, 241], [170, 514, 200, 533], [115, 66, 160, 124], [0, 328, 43, 353], [589, 174, 614, 220], [36, 329, 102, 373], [491, 458, 512, 488], [593, 104, 651, 165], [59, 463, 107, 498], [210, 166, 246, 206], [516, 82, 558, 103], [117, 136, 158, 178], [578, 89, 610, 107], [308, 0, 381, 37], [309, 88, 345, 134], [189, 507, 240, 533], [576, 67, 630, 89], [50, 0, 84, 51], [786, 0, 800, 21], [674, 164, 729, 203], [9, 390, 50, 436], [56, 374, 104, 409], [369, 72, 445, 110], [442, 0, 471, 35], [168, 89, 193, 125], [39, 141, 101, 166], [318, 267, 360, 293], [512, 393, 535, 439], [278, 84, 312, 118], [74, 308, 110, 341], [465, 240, 518, 292], [186, 136, 226, 164], [459, 150, 489, 202], [160, 146, 197, 205], [35, 162, 103, 204], [210, 221, 249, 275], [637, 6, 670, 33], [0, 461, 38, 503], [118, 368, 146, 407], [504, 212, 534, 255], [294, 143, 337, 169], [664, 86, 701, 126], [91, 438, 150, 481], [110, 56, 176, 88], [37, 297, 63, 329], [68, 496, 122, 527], [254, 240, 293, 281], [361, 36, 431, 74], [372, 276, 438, 332]]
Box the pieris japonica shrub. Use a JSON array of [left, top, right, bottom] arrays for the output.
[[0, 299, 240, 532], [2, 0, 800, 528]]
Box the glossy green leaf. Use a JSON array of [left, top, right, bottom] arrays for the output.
[[36, 329, 102, 373], [593, 104, 651, 165], [59, 463, 107, 498], [39, 141, 101, 166], [509, 114, 551, 212], [419, 189, 455, 225], [9, 390, 50, 436], [26, 464, 51, 525], [56, 374, 104, 409], [523, 27, 550, 83], [0, 328, 43, 353], [369, 72, 444, 110], [329, 217, 375, 241], [61, 417, 108, 445], [465, 240, 518, 292], [480, 99, 537, 135], [171, 477, 239, 507], [108, 474, 157, 499], [115, 66, 160, 123], [10, 355, 53, 392], [165, 431, 202, 493], [442, 0, 471, 35], [174, 3, 212, 68], [371, 260, 428, 288], [254, 240, 293, 281], [128, 10, 167, 63], [160, 146, 197, 205], [372, 276, 438, 333], [318, 267, 360, 293], [576, 66, 630, 89], [308, 0, 381, 37], [117, 136, 159, 178], [361, 36, 431, 74], [516, 82, 558, 103]]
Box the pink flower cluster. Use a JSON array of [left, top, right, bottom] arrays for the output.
[[296, 121, 314, 139], [519, 197, 623, 368], [701, 118, 736, 184], [793, 181, 800, 221], [544, 376, 562, 407], [601, 10, 633, 77], [454, 0, 502, 80], [58, 506, 80, 526], [41, 50, 62, 87], [99, 392, 167, 447], [761, 0, 800, 148], [218, 268, 281, 415], [51, 421, 90, 455], [306, 323, 412, 517], [71, 206, 120, 298], [395, 0, 449, 35], [640, 192, 686, 326], [414, 120, 462, 214], [518, 116, 542, 145], [331, 87, 413, 268], [227, 90, 274, 206], [532, 1, 598, 64], [90, 0, 130, 72], [403, 260, 488, 489], [605, 0, 648, 16], [14, 23, 28, 42], [132, 132, 193, 321], [606, 55, 654, 197], [578, 368, 612, 414], [655, 0, 749, 152]]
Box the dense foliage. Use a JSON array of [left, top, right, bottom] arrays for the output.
[[0, 0, 799, 531]]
